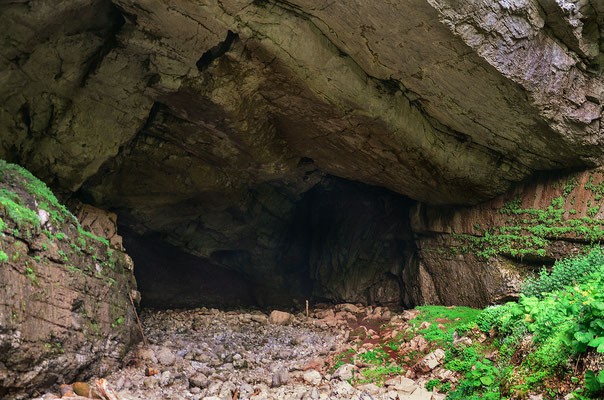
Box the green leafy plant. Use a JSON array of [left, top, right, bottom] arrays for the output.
[[447, 359, 502, 400], [523, 246, 604, 298], [409, 305, 481, 344], [584, 370, 604, 396]]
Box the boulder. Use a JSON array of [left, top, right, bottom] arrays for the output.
[[269, 311, 294, 325], [302, 370, 321, 385], [415, 349, 446, 373], [336, 303, 361, 313], [332, 364, 354, 381], [407, 387, 434, 400], [385, 376, 417, 394]]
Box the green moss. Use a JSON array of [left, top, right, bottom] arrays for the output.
[[0, 188, 40, 228], [0, 160, 69, 225], [0, 160, 113, 249], [79, 229, 109, 247], [0, 251, 8, 262], [25, 266, 39, 285]]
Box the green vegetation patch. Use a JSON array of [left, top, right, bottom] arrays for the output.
[[0, 160, 113, 249], [0, 188, 40, 229], [410, 305, 482, 344], [356, 365, 403, 385], [461, 247, 604, 399], [447, 175, 604, 260]]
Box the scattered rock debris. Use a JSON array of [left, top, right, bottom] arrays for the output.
[[31, 305, 455, 400]]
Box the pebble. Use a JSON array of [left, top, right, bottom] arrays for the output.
[[189, 372, 208, 388], [33, 306, 505, 400], [156, 347, 175, 366], [271, 367, 289, 387]]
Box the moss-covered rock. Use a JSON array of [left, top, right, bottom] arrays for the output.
[[0, 161, 138, 399], [412, 168, 604, 307]]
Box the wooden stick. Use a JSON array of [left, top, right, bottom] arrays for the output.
[[306, 300, 309, 318], [232, 388, 239, 400], [128, 292, 147, 346], [248, 389, 261, 399]]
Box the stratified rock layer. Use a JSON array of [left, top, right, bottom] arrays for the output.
[[1, 0, 601, 203], [412, 168, 604, 306], [0, 161, 138, 399]]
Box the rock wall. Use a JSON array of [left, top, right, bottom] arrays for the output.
[[0, 161, 138, 399], [412, 167, 604, 307], [1, 0, 602, 203], [0, 0, 602, 318]]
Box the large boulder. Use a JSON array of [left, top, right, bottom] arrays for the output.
[[0, 161, 138, 399]]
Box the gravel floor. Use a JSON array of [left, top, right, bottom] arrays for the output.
[[33, 306, 444, 400]]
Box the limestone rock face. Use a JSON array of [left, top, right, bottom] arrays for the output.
[[411, 168, 604, 306], [0, 161, 138, 399], [0, 1, 602, 307], [71, 201, 124, 251], [1, 0, 601, 203]]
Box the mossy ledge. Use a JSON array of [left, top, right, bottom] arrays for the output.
[[411, 168, 604, 307]]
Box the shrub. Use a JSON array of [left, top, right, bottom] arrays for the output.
[[523, 246, 604, 297], [474, 250, 604, 397]]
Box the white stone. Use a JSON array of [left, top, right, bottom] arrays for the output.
[[407, 387, 433, 400], [415, 349, 445, 372], [303, 369, 321, 385], [156, 347, 175, 366], [332, 363, 354, 381], [387, 376, 417, 394]]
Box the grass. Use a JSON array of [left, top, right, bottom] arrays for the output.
[[409, 305, 482, 344], [356, 365, 402, 385]]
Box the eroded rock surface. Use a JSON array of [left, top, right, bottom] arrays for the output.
[[2, 0, 602, 203], [412, 168, 604, 306], [0, 161, 138, 399], [0, 0, 603, 325]]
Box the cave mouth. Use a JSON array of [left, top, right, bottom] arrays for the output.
[[118, 176, 418, 311]]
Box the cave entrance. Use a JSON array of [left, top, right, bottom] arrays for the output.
[[117, 177, 418, 310]]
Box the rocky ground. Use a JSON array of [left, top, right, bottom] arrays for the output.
[[30, 305, 469, 400]]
